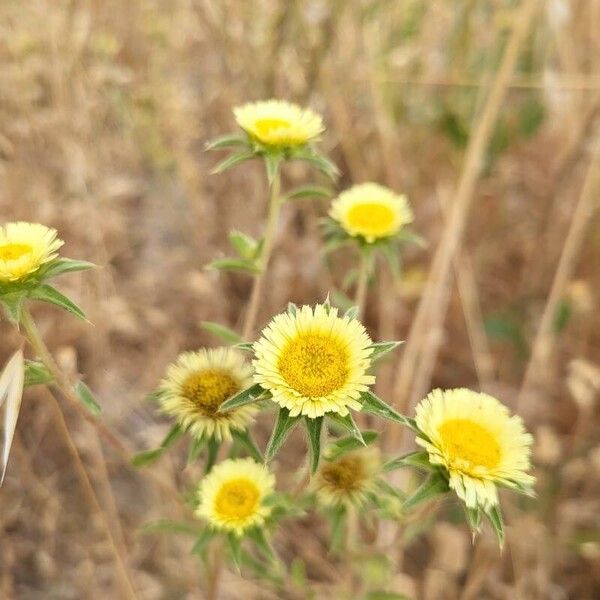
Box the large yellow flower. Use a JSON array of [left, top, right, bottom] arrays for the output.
[[196, 458, 275, 536], [415, 388, 534, 509], [329, 183, 413, 243], [0, 222, 63, 282], [313, 448, 380, 508], [234, 100, 324, 148], [253, 304, 375, 419], [159, 348, 256, 441]]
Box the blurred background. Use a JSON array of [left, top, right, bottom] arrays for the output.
[[1, 1, 599, 598]]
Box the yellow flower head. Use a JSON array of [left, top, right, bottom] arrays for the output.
[[329, 183, 413, 243], [196, 458, 275, 536], [0, 222, 63, 282], [234, 100, 324, 148], [253, 304, 375, 419], [159, 348, 256, 441], [313, 448, 380, 508], [415, 388, 534, 509]]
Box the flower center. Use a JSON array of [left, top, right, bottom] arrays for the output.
[[278, 333, 349, 398], [439, 418, 501, 470], [321, 456, 366, 492], [214, 478, 260, 520], [0, 243, 33, 261], [254, 117, 291, 138], [346, 202, 396, 236], [182, 369, 240, 416]]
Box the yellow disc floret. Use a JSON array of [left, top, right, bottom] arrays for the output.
[[234, 100, 324, 148], [415, 388, 534, 509], [196, 458, 275, 536], [253, 304, 375, 418], [159, 348, 256, 441], [329, 183, 413, 243], [0, 222, 63, 282]]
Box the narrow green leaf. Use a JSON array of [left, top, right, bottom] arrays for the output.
[[368, 341, 403, 362], [264, 154, 282, 186], [228, 230, 258, 261], [402, 474, 449, 512], [325, 430, 378, 461], [187, 435, 207, 464], [326, 412, 365, 445], [28, 284, 87, 320], [287, 302, 298, 316], [190, 528, 215, 556], [140, 520, 200, 536], [146, 388, 166, 403], [207, 258, 261, 274], [266, 408, 301, 461], [205, 133, 249, 151], [74, 381, 102, 416], [344, 305, 359, 321], [205, 437, 220, 473], [293, 150, 340, 180], [464, 506, 482, 536], [226, 533, 242, 572], [234, 342, 254, 353], [131, 448, 164, 467], [0, 293, 25, 324], [359, 391, 417, 430], [382, 451, 433, 473], [200, 321, 241, 344], [286, 185, 332, 201], [232, 429, 263, 462], [24, 360, 53, 387], [218, 383, 264, 413], [39, 258, 95, 279], [485, 504, 505, 549], [247, 527, 275, 562], [305, 416, 323, 473], [211, 150, 255, 174]]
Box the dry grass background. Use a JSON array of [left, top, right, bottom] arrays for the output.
[[1, 1, 600, 598]]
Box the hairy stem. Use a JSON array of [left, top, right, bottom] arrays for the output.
[[242, 167, 282, 340], [354, 250, 371, 318]]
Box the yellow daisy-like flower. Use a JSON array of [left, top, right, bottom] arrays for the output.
[[196, 458, 275, 536], [159, 348, 256, 441], [234, 100, 324, 148], [415, 388, 534, 510], [329, 183, 413, 243], [313, 448, 380, 508], [0, 222, 63, 282], [253, 304, 375, 419]]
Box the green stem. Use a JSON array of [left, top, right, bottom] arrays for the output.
[[242, 165, 282, 340], [354, 250, 372, 318]]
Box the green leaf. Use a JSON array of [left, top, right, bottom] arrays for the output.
[[205, 437, 220, 473], [485, 504, 505, 549], [226, 533, 242, 572], [365, 592, 411, 600], [0, 292, 25, 324], [329, 506, 346, 554], [266, 408, 301, 461], [293, 149, 340, 180], [187, 435, 206, 463], [28, 284, 87, 320], [131, 448, 164, 467], [344, 305, 359, 320], [464, 505, 482, 536], [140, 520, 200, 536], [286, 185, 332, 201], [200, 321, 241, 344], [305, 416, 323, 473], [234, 342, 254, 353], [24, 360, 53, 387], [207, 258, 261, 274], [228, 230, 259, 261], [211, 150, 255, 174], [205, 133, 249, 151], [74, 381, 102, 416], [231, 429, 263, 462], [287, 302, 298, 316], [145, 388, 166, 403], [325, 430, 378, 461], [190, 528, 215, 556], [368, 341, 403, 362], [359, 391, 417, 430], [39, 258, 95, 279], [247, 527, 275, 562], [326, 412, 365, 446], [402, 474, 449, 512], [382, 451, 433, 473], [218, 383, 264, 413]]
